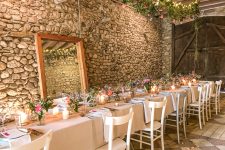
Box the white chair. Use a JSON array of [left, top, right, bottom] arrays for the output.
[[96, 108, 134, 150], [211, 80, 222, 115], [11, 130, 53, 150], [187, 85, 205, 129], [165, 92, 187, 144], [203, 83, 211, 121], [131, 97, 167, 150], [208, 82, 214, 119]]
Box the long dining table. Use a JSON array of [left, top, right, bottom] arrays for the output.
[[1, 86, 199, 150]]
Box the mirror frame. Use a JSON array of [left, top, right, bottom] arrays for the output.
[[35, 33, 88, 99]]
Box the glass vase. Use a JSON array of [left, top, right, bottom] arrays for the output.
[[37, 115, 45, 126]]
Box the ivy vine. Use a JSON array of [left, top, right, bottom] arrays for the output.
[[44, 46, 77, 63], [122, 0, 200, 22]]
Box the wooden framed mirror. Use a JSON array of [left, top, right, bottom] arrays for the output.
[[35, 33, 88, 99]]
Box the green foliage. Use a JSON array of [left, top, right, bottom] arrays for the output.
[[122, 0, 200, 22]]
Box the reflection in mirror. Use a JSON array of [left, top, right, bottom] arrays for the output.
[[42, 40, 81, 98], [35, 33, 88, 99]]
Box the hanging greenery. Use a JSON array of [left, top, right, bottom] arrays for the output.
[[122, 0, 200, 22], [44, 46, 77, 62]]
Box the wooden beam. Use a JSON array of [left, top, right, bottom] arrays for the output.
[[43, 41, 57, 50], [61, 43, 75, 50], [175, 33, 196, 70], [208, 24, 225, 43], [175, 29, 194, 40], [0, 31, 34, 37], [52, 42, 66, 50]]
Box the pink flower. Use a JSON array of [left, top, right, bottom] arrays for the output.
[[143, 79, 150, 83], [35, 104, 42, 113], [65, 97, 70, 104]]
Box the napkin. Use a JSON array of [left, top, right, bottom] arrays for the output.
[[87, 108, 112, 142], [0, 129, 31, 148], [130, 98, 150, 123]]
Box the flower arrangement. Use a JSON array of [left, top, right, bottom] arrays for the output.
[[67, 95, 80, 113], [142, 78, 151, 92], [28, 97, 53, 125]]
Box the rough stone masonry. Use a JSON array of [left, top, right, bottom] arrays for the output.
[[0, 0, 168, 111]]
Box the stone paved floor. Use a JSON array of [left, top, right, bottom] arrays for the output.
[[131, 96, 225, 150]]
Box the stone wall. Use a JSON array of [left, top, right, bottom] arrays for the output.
[[44, 55, 81, 98], [161, 19, 172, 75], [0, 0, 163, 111]]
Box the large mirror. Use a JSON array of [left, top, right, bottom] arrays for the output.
[[35, 33, 88, 99]]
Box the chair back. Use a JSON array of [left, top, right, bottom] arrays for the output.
[[12, 130, 53, 150], [215, 80, 222, 98], [148, 97, 167, 132], [209, 82, 214, 99], [197, 85, 204, 105], [205, 83, 210, 102], [104, 108, 134, 150], [190, 86, 196, 103], [171, 92, 187, 116]]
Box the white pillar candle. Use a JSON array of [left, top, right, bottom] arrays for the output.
[[188, 82, 192, 87], [62, 110, 69, 120], [19, 112, 28, 125], [52, 107, 59, 115], [171, 85, 175, 90], [182, 79, 186, 85], [98, 95, 106, 105], [192, 79, 196, 83]]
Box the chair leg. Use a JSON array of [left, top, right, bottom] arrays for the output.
[[202, 106, 205, 126], [209, 100, 212, 119], [218, 97, 221, 113], [183, 114, 187, 139], [176, 115, 180, 144], [198, 108, 202, 129], [151, 131, 154, 150], [140, 131, 142, 149], [205, 104, 208, 122], [215, 97, 218, 115], [161, 128, 164, 150]]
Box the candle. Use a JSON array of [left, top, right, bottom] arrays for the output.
[[52, 107, 59, 115], [115, 103, 119, 106], [151, 86, 156, 93], [98, 94, 106, 105], [192, 79, 196, 83], [62, 109, 69, 120], [17, 112, 28, 126], [171, 85, 175, 90], [188, 81, 192, 86], [182, 79, 186, 85]]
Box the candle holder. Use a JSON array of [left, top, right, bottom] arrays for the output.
[[97, 94, 108, 105], [14, 112, 28, 127], [171, 85, 176, 90]]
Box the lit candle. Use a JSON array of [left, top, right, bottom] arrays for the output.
[[115, 103, 119, 106], [188, 81, 192, 87], [182, 79, 186, 85], [62, 109, 69, 120], [171, 85, 175, 90], [99, 95, 106, 105], [52, 107, 59, 115], [192, 79, 196, 83], [151, 86, 156, 93], [18, 112, 28, 125]]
